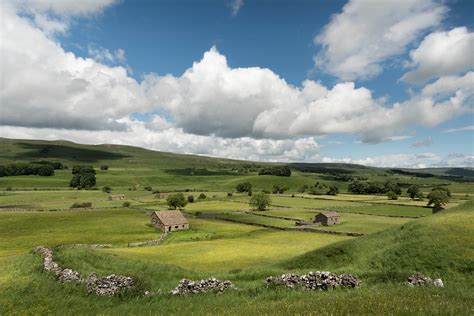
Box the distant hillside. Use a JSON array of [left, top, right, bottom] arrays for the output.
[[0, 137, 471, 179]]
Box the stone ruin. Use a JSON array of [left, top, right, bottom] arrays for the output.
[[33, 246, 135, 296], [406, 273, 444, 288], [86, 272, 135, 296], [171, 278, 234, 295], [266, 271, 361, 290]]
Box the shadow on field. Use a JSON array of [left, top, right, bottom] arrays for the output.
[[15, 143, 128, 162]]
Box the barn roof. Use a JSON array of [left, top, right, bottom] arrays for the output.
[[153, 210, 188, 226], [317, 211, 339, 218]]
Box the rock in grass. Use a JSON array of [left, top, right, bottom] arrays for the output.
[[171, 278, 234, 295], [406, 273, 443, 288], [266, 271, 361, 290], [86, 272, 135, 296]]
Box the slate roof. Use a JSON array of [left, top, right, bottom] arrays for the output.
[[153, 210, 188, 226], [317, 211, 340, 218]]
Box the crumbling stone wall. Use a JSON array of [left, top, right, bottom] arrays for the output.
[[266, 271, 361, 290]]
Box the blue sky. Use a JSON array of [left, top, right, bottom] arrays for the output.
[[0, 0, 473, 167]]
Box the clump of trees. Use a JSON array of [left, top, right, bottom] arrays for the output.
[[348, 180, 401, 195], [427, 186, 451, 212], [258, 166, 291, 177], [0, 163, 56, 177], [236, 182, 252, 193], [166, 193, 188, 209], [249, 192, 271, 211], [272, 184, 289, 194], [308, 182, 328, 195], [70, 166, 96, 189]]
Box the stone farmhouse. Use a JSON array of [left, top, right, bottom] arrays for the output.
[[314, 211, 340, 226], [151, 210, 189, 232], [108, 194, 125, 201]]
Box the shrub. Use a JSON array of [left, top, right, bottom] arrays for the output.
[[249, 192, 271, 211], [195, 211, 202, 217], [100, 165, 109, 170], [227, 192, 233, 197], [70, 202, 92, 208], [198, 193, 206, 199], [144, 186, 153, 191], [166, 193, 187, 210], [102, 185, 112, 193], [122, 201, 131, 207], [187, 195, 194, 203]]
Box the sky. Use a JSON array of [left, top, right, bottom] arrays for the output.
[[0, 0, 473, 168]]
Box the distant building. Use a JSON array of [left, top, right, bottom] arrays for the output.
[[314, 211, 340, 226], [108, 194, 125, 201], [151, 210, 189, 232]]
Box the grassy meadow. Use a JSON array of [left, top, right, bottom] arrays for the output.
[[0, 138, 473, 314]]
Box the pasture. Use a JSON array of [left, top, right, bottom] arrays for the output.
[[0, 138, 473, 314]]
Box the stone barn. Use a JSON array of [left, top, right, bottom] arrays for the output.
[[109, 194, 125, 201], [151, 210, 189, 232], [314, 211, 340, 226]]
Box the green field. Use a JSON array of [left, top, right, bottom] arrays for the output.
[[0, 138, 473, 314]]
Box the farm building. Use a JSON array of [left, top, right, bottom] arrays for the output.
[[151, 210, 189, 232], [314, 211, 340, 226], [109, 194, 125, 201]]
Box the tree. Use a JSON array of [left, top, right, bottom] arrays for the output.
[[407, 185, 420, 199], [348, 180, 369, 194], [69, 174, 81, 188], [272, 184, 289, 194], [384, 180, 401, 195], [327, 185, 339, 196], [387, 191, 398, 200], [198, 193, 207, 199], [414, 191, 424, 201], [187, 195, 194, 203], [427, 189, 450, 211], [79, 173, 96, 189], [166, 193, 188, 210], [432, 186, 451, 197], [100, 165, 109, 170], [249, 192, 271, 211], [258, 166, 291, 177], [236, 182, 252, 193]]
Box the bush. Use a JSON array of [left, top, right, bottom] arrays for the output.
[[144, 186, 153, 192], [122, 201, 131, 207], [227, 192, 233, 197], [187, 195, 194, 203], [198, 193, 206, 199], [102, 185, 112, 193], [195, 211, 202, 217], [70, 202, 92, 208], [414, 191, 424, 201], [166, 193, 188, 210], [236, 182, 252, 193], [100, 165, 109, 170], [249, 192, 271, 211]]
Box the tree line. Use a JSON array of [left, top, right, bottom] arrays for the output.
[[0, 161, 64, 177]]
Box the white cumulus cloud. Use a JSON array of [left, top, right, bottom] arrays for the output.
[[315, 0, 446, 80]]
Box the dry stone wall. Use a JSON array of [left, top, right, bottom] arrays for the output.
[[266, 271, 361, 290], [171, 278, 234, 295]]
